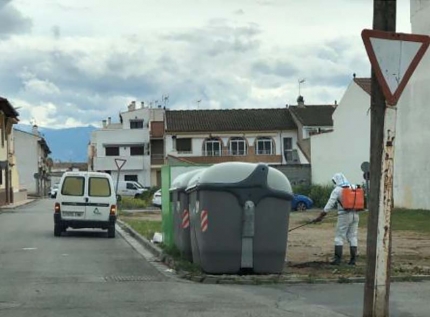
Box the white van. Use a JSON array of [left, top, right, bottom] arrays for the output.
[[54, 171, 117, 238], [114, 181, 147, 199]]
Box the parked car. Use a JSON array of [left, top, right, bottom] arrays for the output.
[[50, 183, 59, 198], [54, 171, 117, 238], [113, 181, 148, 200], [292, 194, 313, 211], [152, 189, 161, 207]]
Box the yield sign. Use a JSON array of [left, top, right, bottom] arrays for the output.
[[361, 29, 430, 105]]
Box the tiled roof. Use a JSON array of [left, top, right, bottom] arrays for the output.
[[354, 78, 371, 95], [165, 108, 297, 132], [0, 97, 19, 118], [289, 105, 335, 127]]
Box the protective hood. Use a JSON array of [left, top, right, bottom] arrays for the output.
[[332, 173, 350, 187]]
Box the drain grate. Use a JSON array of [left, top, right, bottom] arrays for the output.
[[104, 275, 161, 282]]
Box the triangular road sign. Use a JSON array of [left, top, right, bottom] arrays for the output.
[[361, 29, 430, 105]]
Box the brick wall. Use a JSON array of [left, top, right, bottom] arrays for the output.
[[272, 164, 311, 186]]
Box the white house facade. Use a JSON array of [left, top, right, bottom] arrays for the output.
[[14, 126, 51, 196], [393, 0, 430, 209], [311, 77, 371, 186], [89, 101, 164, 187], [165, 108, 310, 167]]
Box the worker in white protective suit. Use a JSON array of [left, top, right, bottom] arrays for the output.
[[314, 173, 359, 265]]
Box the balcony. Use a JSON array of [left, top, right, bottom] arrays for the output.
[[94, 156, 146, 171], [151, 153, 164, 165], [172, 149, 281, 165]]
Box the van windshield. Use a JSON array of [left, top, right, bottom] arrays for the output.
[[89, 177, 111, 197], [61, 176, 85, 196], [135, 182, 144, 188]]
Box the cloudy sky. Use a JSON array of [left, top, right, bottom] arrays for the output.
[[1, 0, 411, 128]]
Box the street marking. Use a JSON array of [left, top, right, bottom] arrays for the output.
[[22, 247, 37, 251]]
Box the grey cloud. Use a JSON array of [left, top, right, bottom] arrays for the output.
[[164, 21, 262, 55], [0, 1, 32, 37], [234, 9, 245, 15], [51, 25, 61, 40]]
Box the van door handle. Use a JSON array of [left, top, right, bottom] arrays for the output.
[[85, 197, 89, 203]]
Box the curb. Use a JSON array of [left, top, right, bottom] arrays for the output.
[[116, 218, 430, 286], [0, 199, 38, 212], [116, 219, 164, 258]]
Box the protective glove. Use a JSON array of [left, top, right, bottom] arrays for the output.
[[313, 211, 327, 223]]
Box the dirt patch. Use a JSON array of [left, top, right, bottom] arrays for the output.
[[286, 210, 430, 278]]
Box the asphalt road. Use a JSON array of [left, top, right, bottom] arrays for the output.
[[0, 199, 429, 317]]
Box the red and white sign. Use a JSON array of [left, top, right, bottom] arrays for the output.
[[361, 29, 430, 105], [200, 210, 208, 233], [181, 209, 190, 229]]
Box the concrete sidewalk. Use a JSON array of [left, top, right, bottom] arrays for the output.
[[0, 199, 36, 210]]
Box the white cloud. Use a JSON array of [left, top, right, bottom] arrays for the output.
[[23, 77, 60, 95], [0, 0, 413, 128]]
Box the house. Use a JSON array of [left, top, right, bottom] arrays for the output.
[[50, 162, 88, 185], [88, 101, 164, 187], [310, 76, 371, 186], [14, 125, 52, 197], [164, 108, 315, 185], [0, 97, 20, 206], [393, 0, 430, 209], [288, 97, 335, 162]]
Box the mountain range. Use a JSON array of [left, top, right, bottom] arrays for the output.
[[15, 124, 97, 162]]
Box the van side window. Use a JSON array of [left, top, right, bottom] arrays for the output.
[[126, 183, 136, 190], [89, 177, 111, 197], [61, 177, 85, 196]]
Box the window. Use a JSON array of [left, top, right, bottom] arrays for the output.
[[0, 169, 3, 185], [61, 176, 85, 196], [203, 138, 221, 156], [105, 147, 119, 156], [130, 146, 144, 156], [256, 137, 274, 155], [176, 138, 192, 153], [229, 137, 247, 155], [124, 175, 138, 182], [130, 120, 144, 129], [89, 177, 111, 197], [283, 137, 293, 162]]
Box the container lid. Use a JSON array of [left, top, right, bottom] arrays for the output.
[[185, 162, 292, 194], [170, 168, 206, 191]]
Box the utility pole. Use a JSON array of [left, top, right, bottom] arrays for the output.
[[363, 1, 396, 316]]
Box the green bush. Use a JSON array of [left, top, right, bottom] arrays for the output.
[[309, 184, 333, 208], [118, 196, 149, 210], [292, 183, 333, 208]]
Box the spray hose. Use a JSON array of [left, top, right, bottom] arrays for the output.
[[288, 213, 340, 232]]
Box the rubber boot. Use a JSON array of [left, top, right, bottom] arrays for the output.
[[331, 246, 343, 265], [348, 247, 357, 266]]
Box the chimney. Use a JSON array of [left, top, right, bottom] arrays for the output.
[[128, 101, 136, 111], [107, 117, 111, 125], [32, 124, 39, 136], [102, 120, 107, 128], [297, 95, 305, 108]]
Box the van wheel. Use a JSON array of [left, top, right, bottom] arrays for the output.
[[54, 224, 62, 237], [134, 194, 142, 199], [108, 225, 115, 238]]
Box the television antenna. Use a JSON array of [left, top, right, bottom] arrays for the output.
[[298, 79, 306, 96]]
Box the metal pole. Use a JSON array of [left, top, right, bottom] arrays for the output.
[[363, 1, 396, 316]]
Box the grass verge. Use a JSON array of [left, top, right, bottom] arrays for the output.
[[121, 218, 162, 240]]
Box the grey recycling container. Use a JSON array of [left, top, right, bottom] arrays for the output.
[[170, 169, 206, 261], [185, 162, 293, 274]]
